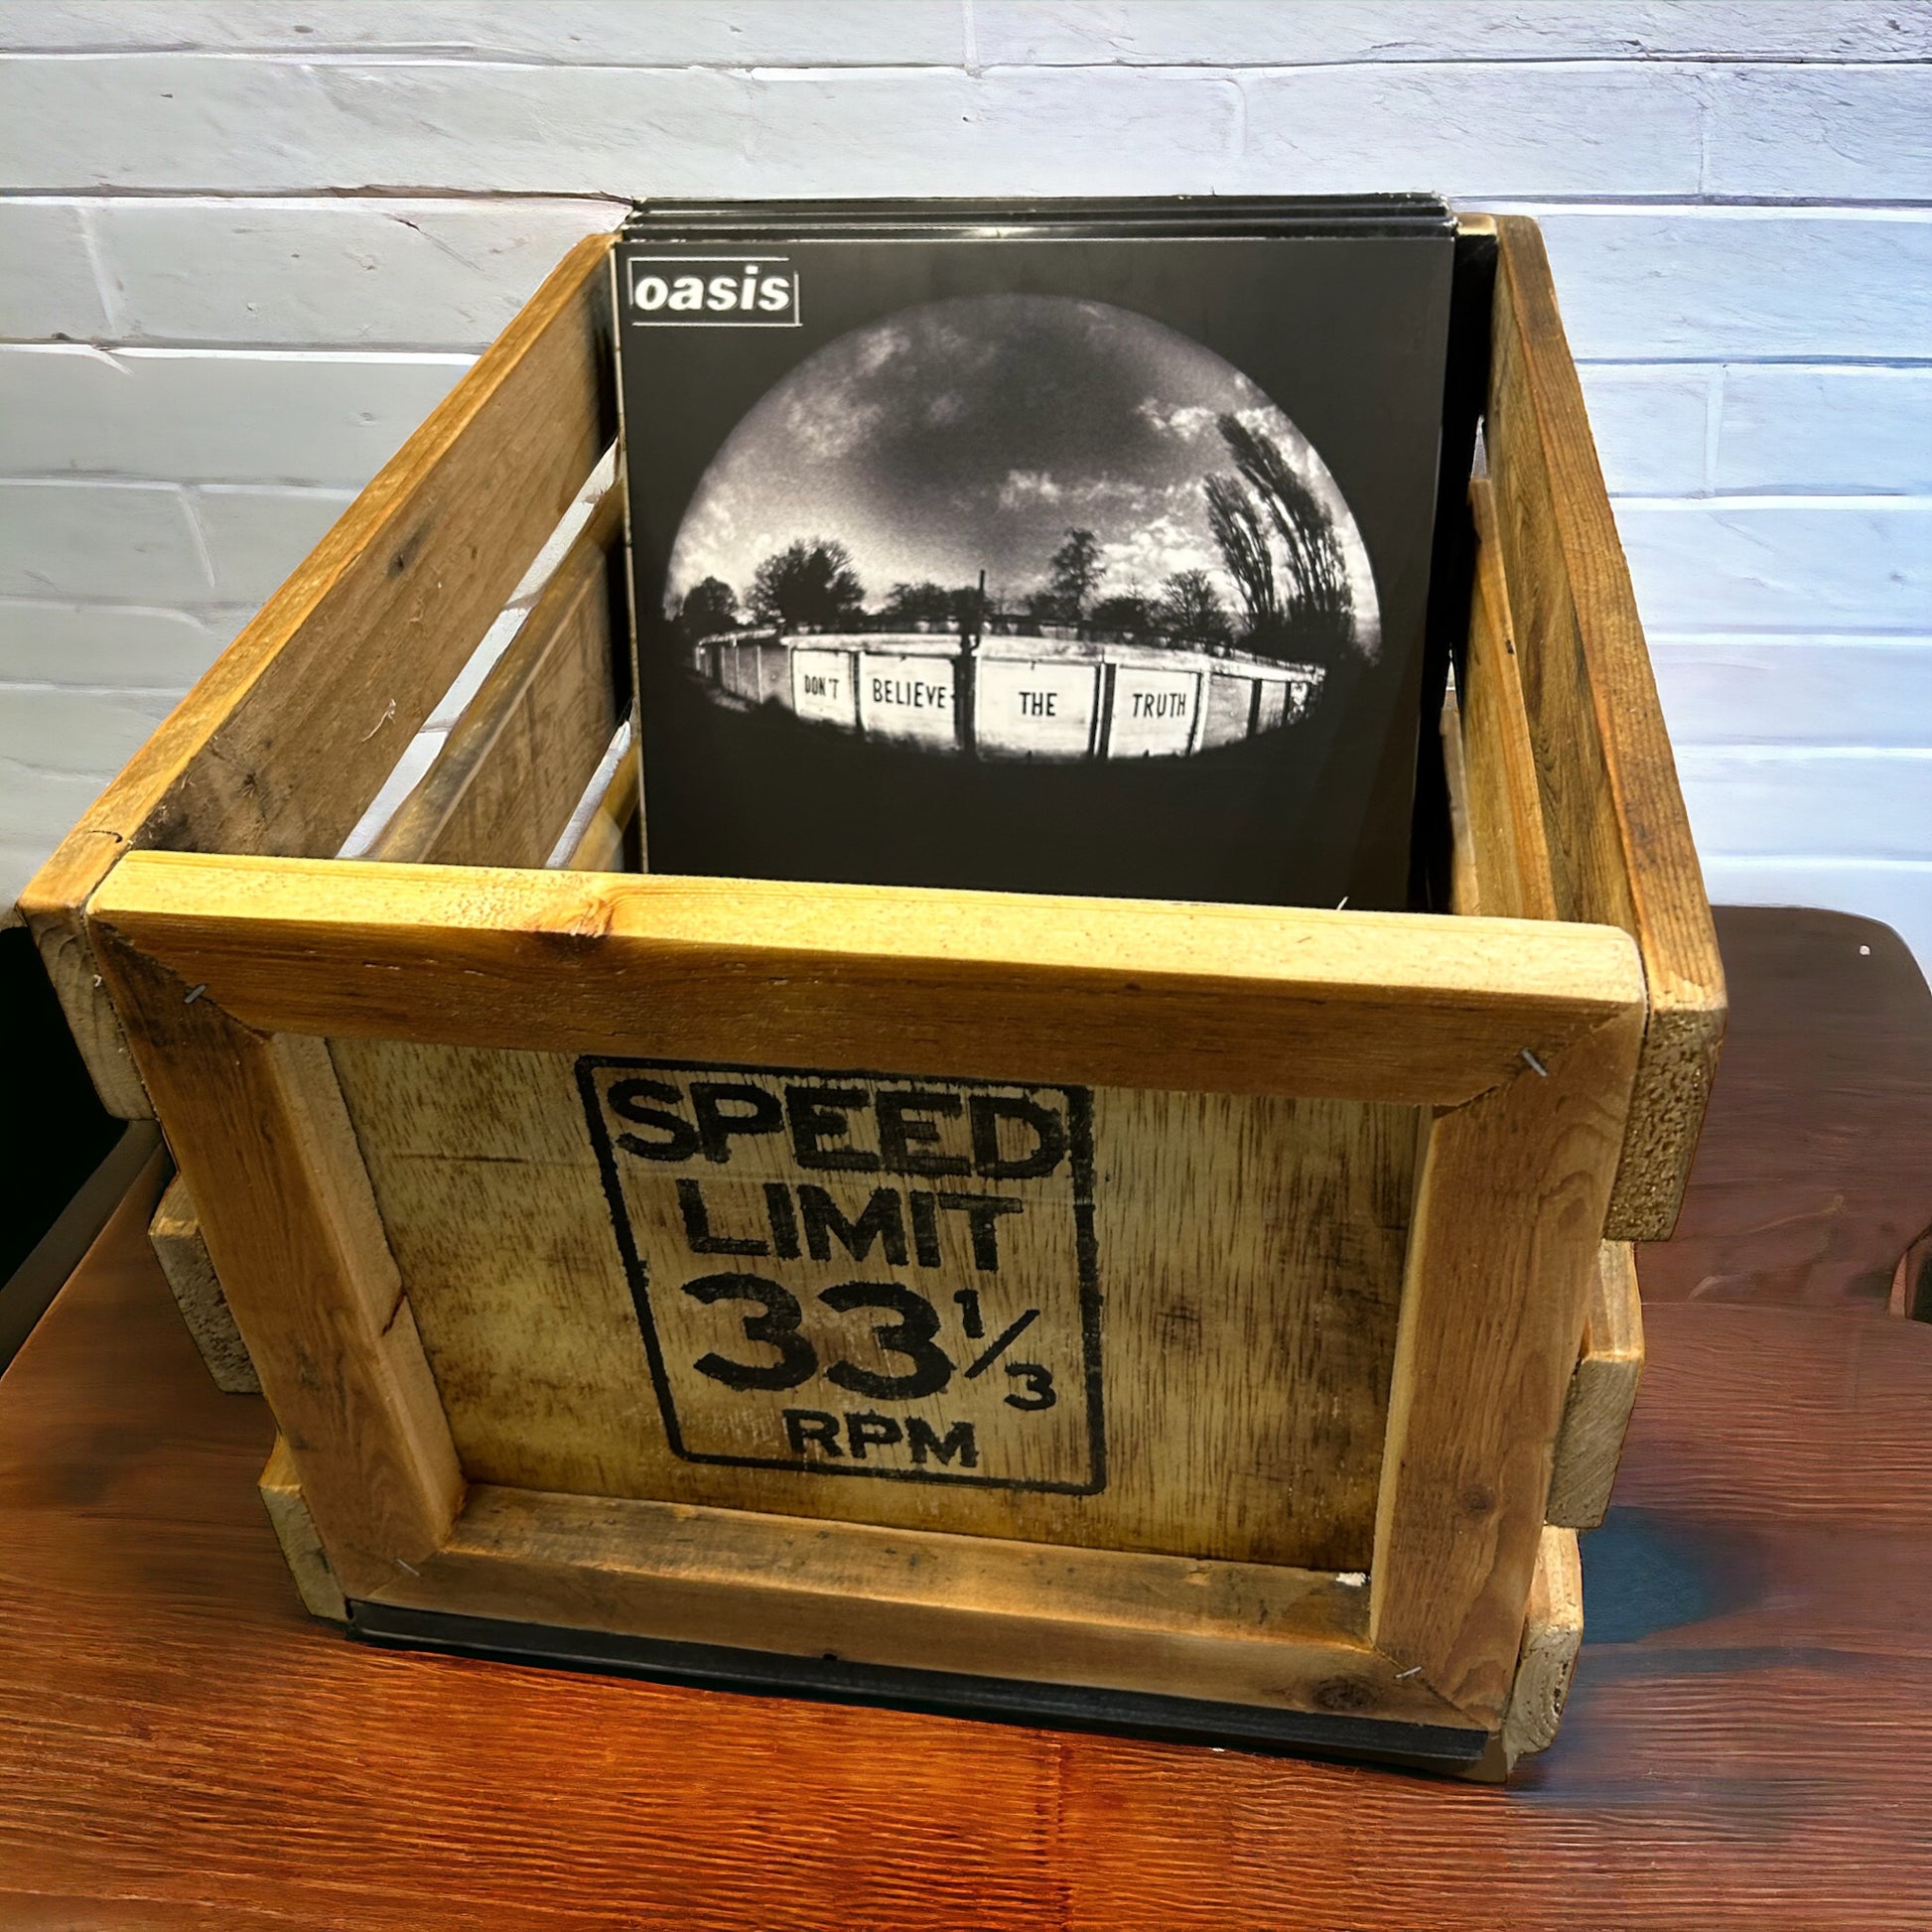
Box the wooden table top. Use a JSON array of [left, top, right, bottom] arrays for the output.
[[3, 906, 1930, 1930]]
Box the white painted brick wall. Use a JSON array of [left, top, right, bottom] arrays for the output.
[[1, 1, 1927, 976]]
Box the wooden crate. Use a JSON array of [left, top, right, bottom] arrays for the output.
[[18, 215, 1722, 1778]]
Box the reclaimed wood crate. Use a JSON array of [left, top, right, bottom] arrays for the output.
[[18, 214, 1722, 1779]]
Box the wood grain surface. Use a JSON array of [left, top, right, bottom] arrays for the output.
[[92, 933, 465, 1596], [1488, 218, 1725, 1243], [88, 849, 1646, 1108], [367, 482, 626, 871], [146, 1173, 257, 1394], [1369, 997, 1640, 1724], [1547, 1241, 1645, 1529], [5, 906, 1927, 1928], [329, 1037, 1415, 1574], [1459, 477, 1560, 924]]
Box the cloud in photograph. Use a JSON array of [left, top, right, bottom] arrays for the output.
[[667, 293, 1380, 657]]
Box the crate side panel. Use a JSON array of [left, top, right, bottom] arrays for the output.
[[329, 1036, 1417, 1574], [18, 230, 616, 1118], [1486, 216, 1725, 1240]]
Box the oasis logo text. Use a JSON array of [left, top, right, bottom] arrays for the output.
[[627, 255, 799, 327]]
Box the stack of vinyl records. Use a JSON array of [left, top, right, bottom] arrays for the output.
[[613, 196, 1460, 910]]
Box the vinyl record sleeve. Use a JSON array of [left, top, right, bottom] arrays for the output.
[[634, 193, 1455, 235], [615, 213, 1454, 909]]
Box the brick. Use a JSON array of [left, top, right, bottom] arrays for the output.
[[1613, 498, 1932, 632], [0, 344, 470, 483], [1579, 365, 1712, 497], [189, 483, 355, 603], [0, 199, 108, 340], [1516, 208, 1932, 362], [1677, 747, 1932, 860], [0, 682, 181, 774], [1651, 636, 1932, 748], [0, 2, 965, 65], [91, 197, 616, 348], [1239, 63, 1703, 198], [1716, 366, 1932, 496], [1708, 63, 1932, 202], [0, 54, 751, 194], [747, 67, 1239, 194], [0, 599, 240, 687], [0, 766, 122, 897], [0, 479, 211, 600], [974, 2, 1932, 65], [0, 56, 1248, 196]]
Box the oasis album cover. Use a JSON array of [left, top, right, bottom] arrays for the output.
[[614, 199, 1455, 909]]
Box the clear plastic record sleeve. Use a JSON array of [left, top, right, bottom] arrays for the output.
[[614, 200, 1455, 910]]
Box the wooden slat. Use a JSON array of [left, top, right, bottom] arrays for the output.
[[564, 735, 640, 873], [148, 1174, 258, 1394], [90, 852, 1647, 1110], [367, 1484, 1477, 1733], [1487, 216, 1726, 1241], [1441, 685, 1481, 919], [370, 484, 627, 869], [1547, 1241, 1645, 1529], [92, 930, 466, 1597], [1449, 547, 1643, 1532], [259, 1436, 348, 1623], [17, 230, 618, 1118], [1459, 478, 1559, 923], [1369, 997, 1643, 1725]]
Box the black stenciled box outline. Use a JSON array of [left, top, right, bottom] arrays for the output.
[[574, 1053, 1106, 1495]]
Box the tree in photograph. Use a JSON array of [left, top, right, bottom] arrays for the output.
[[749, 538, 866, 630], [1046, 526, 1102, 621], [678, 576, 739, 640], [881, 580, 952, 625], [1157, 569, 1231, 644], [1090, 591, 1158, 636], [1204, 474, 1280, 643], [1216, 414, 1354, 654], [881, 580, 984, 628]]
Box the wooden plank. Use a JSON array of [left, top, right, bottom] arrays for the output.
[[564, 735, 639, 873], [1456, 1522, 1587, 1782], [148, 1174, 258, 1394], [1441, 684, 1481, 919], [1369, 996, 1643, 1725], [329, 1037, 1416, 1573], [369, 483, 626, 870], [1502, 1525, 1584, 1764], [89, 852, 1648, 1111], [1451, 603, 1640, 1530], [91, 930, 465, 1597], [1459, 478, 1560, 923], [17, 229, 617, 1119], [1487, 215, 1726, 1241], [368, 1484, 1476, 1733], [1547, 1241, 1645, 1529], [259, 1436, 348, 1624]]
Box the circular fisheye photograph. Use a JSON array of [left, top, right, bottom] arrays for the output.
[[663, 292, 1379, 762]]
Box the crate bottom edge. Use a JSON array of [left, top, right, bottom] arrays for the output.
[[345, 1597, 1489, 1774]]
